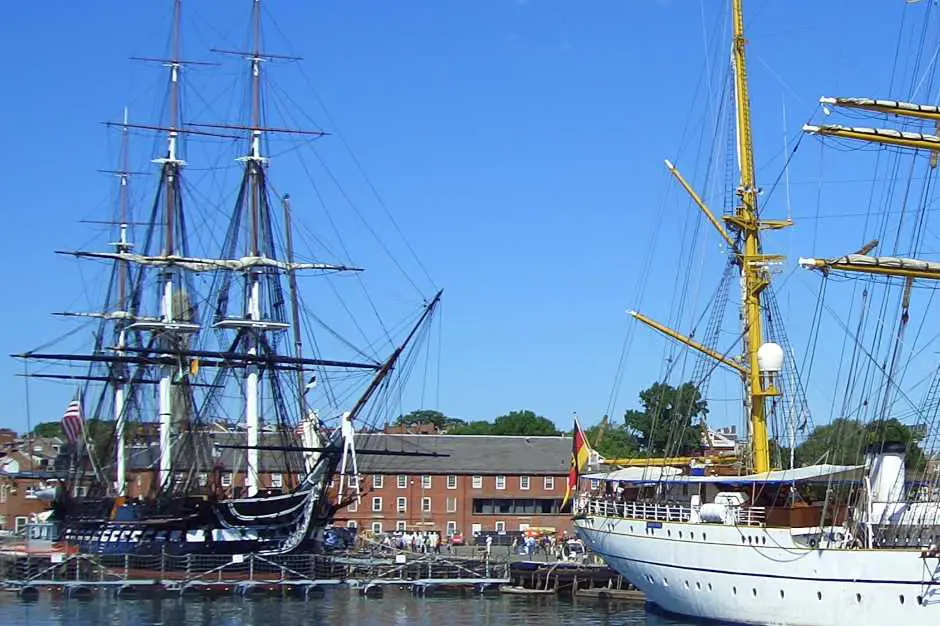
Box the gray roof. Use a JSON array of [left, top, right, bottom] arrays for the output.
[[355, 434, 571, 475], [121, 432, 572, 476]]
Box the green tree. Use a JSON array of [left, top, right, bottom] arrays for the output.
[[448, 410, 561, 436], [394, 409, 465, 431], [491, 410, 561, 436], [795, 417, 926, 469], [447, 420, 494, 435], [585, 420, 638, 460], [32, 421, 64, 438], [624, 381, 707, 456]]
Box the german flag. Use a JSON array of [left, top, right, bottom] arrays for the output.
[[562, 419, 591, 510]]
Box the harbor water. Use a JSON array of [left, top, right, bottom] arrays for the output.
[[0, 591, 707, 626]]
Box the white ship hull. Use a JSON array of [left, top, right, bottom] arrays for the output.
[[575, 514, 940, 626]]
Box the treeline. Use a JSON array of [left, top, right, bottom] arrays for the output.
[[392, 409, 561, 436]]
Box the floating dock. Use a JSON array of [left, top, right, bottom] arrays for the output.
[[0, 549, 642, 601]]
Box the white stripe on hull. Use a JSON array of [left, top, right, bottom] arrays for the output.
[[575, 515, 940, 626]]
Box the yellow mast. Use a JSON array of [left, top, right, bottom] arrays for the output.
[[724, 0, 783, 474]]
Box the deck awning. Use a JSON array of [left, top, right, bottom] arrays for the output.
[[583, 463, 862, 485]]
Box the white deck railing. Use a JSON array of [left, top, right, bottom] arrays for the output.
[[582, 498, 766, 527]]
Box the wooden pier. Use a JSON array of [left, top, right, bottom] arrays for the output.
[[0, 549, 642, 602]]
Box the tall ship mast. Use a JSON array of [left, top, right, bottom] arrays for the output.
[[14, 0, 442, 557], [573, 2, 940, 625]]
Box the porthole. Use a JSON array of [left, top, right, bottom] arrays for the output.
[[690, 532, 695, 540], [707, 583, 713, 592], [899, 594, 905, 605], [817, 591, 822, 600], [684, 581, 690, 589], [761, 536, 766, 545], [752, 588, 758, 597], [732, 586, 737, 595], [779, 589, 785, 599], [679, 531, 683, 538], [741, 537, 746, 544], [667, 530, 672, 537], [917, 595, 924, 605], [662, 578, 669, 587], [856, 593, 862, 603], [696, 582, 702, 590], [703, 533, 707, 541]]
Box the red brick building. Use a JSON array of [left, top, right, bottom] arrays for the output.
[[342, 434, 572, 537]]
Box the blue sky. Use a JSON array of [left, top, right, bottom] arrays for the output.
[[4, 1, 940, 439]]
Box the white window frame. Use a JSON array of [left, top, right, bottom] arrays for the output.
[[271, 473, 284, 489], [590, 478, 601, 489], [472, 475, 483, 488], [349, 475, 359, 488], [397, 475, 408, 489], [421, 475, 432, 489], [373, 475, 384, 489], [197, 472, 208, 487], [495, 521, 506, 533], [446, 521, 457, 535], [15, 516, 29, 533], [347, 499, 358, 513], [471, 523, 482, 534], [0, 484, 9, 503], [221, 472, 233, 487], [371, 522, 382, 534], [347, 520, 358, 528], [397, 496, 407, 512], [446, 475, 457, 489], [544, 476, 555, 490], [495, 475, 506, 490], [422, 496, 432, 513], [396, 520, 407, 531], [372, 497, 383, 512], [446, 496, 457, 513], [520, 476, 530, 490]]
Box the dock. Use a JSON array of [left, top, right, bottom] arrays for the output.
[[0, 548, 643, 602]]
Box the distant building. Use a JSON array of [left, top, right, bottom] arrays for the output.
[[343, 434, 572, 537]]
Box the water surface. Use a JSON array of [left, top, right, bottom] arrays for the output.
[[0, 590, 708, 626]]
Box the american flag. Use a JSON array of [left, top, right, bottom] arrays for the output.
[[60, 392, 84, 444]]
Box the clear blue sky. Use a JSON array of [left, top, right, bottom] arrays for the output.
[[4, 1, 939, 438]]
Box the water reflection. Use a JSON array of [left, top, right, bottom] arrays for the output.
[[2, 589, 706, 626]]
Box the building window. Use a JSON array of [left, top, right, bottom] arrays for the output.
[[421, 475, 432, 489], [447, 475, 457, 489], [472, 497, 564, 515], [397, 497, 407, 512], [372, 497, 383, 512], [422, 497, 432, 513], [446, 497, 457, 513], [271, 473, 283, 489], [373, 475, 384, 489], [348, 499, 358, 513], [347, 520, 358, 529], [397, 475, 408, 489], [73, 485, 88, 497], [447, 521, 457, 535], [396, 520, 407, 531], [197, 473, 208, 487], [221, 473, 233, 487], [590, 479, 600, 489], [15, 516, 29, 533], [0, 484, 9, 503], [495, 476, 506, 490], [544, 476, 555, 490], [472, 475, 483, 489], [520, 476, 530, 490], [371, 522, 382, 534], [349, 475, 359, 488], [495, 521, 506, 533]]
